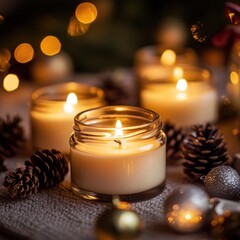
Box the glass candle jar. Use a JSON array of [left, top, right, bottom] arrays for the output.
[[138, 63, 218, 128], [70, 105, 166, 202], [30, 82, 105, 154]]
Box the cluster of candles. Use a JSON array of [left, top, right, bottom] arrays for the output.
[[30, 46, 219, 201]]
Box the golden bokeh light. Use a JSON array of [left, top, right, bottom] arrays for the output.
[[75, 2, 97, 24], [160, 49, 176, 66], [40, 35, 61, 56], [14, 43, 34, 63], [68, 15, 90, 36], [3, 74, 20, 92], [0, 48, 11, 72], [230, 71, 239, 84]]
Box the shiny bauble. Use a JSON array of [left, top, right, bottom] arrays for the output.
[[95, 207, 143, 240], [204, 165, 240, 200], [164, 184, 210, 233]]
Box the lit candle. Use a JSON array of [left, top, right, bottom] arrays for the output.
[[140, 65, 218, 127], [70, 105, 166, 201], [30, 82, 105, 154]]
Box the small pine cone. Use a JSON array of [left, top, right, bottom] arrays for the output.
[[25, 149, 68, 189], [0, 153, 7, 172], [3, 167, 40, 198], [181, 123, 230, 181], [163, 122, 185, 161], [0, 115, 25, 156]]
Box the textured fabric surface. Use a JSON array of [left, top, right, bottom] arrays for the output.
[[0, 152, 212, 240]]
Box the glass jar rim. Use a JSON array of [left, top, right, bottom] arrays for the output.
[[74, 105, 162, 132], [139, 63, 212, 85], [31, 82, 104, 106]]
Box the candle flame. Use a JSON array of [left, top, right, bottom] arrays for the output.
[[115, 120, 123, 137], [176, 79, 188, 100], [160, 49, 176, 66], [63, 92, 78, 113], [66, 92, 78, 104], [176, 78, 188, 91]]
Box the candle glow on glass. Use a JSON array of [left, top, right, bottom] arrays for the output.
[[176, 78, 188, 101], [173, 67, 183, 79], [63, 92, 78, 113]]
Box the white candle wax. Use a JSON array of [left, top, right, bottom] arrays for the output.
[[31, 107, 82, 153], [30, 82, 105, 154], [69, 105, 166, 198], [140, 66, 218, 127], [70, 140, 166, 195]]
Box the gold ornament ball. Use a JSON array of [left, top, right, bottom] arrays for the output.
[[95, 207, 143, 240], [164, 184, 210, 233]]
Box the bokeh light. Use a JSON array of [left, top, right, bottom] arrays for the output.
[[75, 2, 98, 24], [68, 16, 90, 36], [230, 71, 239, 85], [160, 49, 176, 66], [3, 74, 20, 92], [191, 21, 207, 43], [14, 43, 34, 63], [0, 48, 11, 72], [40, 35, 61, 56]]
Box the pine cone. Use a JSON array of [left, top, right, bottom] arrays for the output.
[[25, 149, 69, 189], [0, 115, 25, 156], [3, 167, 40, 198], [181, 123, 230, 181], [3, 149, 68, 198], [163, 122, 185, 162], [0, 153, 7, 172]]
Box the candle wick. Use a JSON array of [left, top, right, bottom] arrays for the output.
[[114, 139, 122, 149]]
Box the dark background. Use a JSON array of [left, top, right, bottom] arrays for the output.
[[0, 0, 226, 76]]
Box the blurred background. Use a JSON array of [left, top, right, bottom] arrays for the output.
[[0, 0, 226, 76], [0, 0, 239, 159]]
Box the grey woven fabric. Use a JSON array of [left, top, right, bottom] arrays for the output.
[[0, 161, 212, 240]]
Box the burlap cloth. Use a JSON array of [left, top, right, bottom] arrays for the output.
[[0, 147, 213, 240]]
